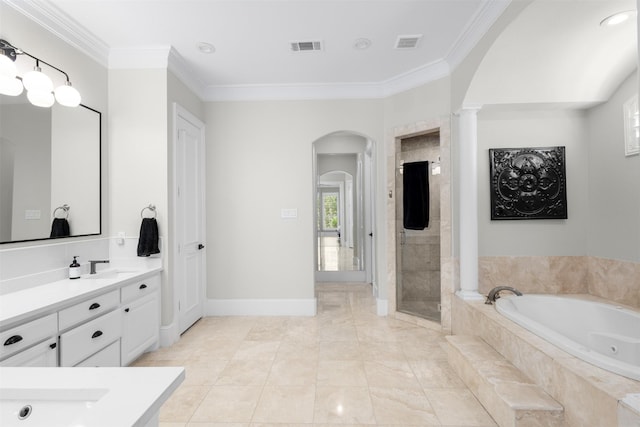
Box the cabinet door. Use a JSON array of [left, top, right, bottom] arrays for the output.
[[0, 338, 58, 367], [59, 309, 122, 367], [0, 313, 57, 360], [75, 340, 120, 367], [121, 293, 159, 366]]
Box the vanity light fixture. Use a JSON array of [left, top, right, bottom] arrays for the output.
[[0, 39, 81, 107]]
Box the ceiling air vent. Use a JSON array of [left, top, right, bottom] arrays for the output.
[[290, 40, 323, 52], [395, 34, 422, 49]]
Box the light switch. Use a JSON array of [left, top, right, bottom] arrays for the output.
[[281, 208, 298, 219], [25, 210, 41, 220]]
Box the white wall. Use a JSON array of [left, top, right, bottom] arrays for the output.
[[587, 70, 640, 262], [108, 68, 169, 321], [477, 109, 589, 256], [205, 99, 384, 301]]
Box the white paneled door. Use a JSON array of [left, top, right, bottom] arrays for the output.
[[174, 104, 206, 335]]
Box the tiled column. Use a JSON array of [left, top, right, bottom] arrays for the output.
[[456, 105, 484, 300]]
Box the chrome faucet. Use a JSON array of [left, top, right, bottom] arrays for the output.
[[485, 286, 523, 304], [89, 259, 110, 274]]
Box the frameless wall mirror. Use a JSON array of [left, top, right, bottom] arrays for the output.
[[0, 91, 101, 243]]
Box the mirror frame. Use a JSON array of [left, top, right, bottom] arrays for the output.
[[0, 103, 102, 245]]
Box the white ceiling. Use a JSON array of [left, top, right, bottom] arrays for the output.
[[466, 0, 638, 107], [6, 0, 510, 100]]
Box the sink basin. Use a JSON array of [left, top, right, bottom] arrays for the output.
[[0, 367, 184, 427], [0, 388, 108, 426], [83, 269, 139, 280]]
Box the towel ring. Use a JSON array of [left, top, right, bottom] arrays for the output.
[[53, 204, 70, 219], [141, 204, 157, 219]]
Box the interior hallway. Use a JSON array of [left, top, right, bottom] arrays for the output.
[[136, 283, 497, 426], [318, 236, 358, 271]]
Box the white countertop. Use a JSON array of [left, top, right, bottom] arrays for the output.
[[0, 265, 162, 330], [0, 366, 184, 427]]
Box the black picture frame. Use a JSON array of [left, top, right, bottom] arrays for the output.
[[489, 146, 567, 220]]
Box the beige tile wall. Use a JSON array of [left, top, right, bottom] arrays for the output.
[[477, 255, 640, 309]]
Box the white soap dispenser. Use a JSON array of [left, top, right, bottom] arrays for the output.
[[69, 256, 81, 280]]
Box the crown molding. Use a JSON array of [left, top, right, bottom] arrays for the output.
[[167, 47, 207, 99], [108, 46, 171, 69], [203, 59, 451, 102], [3, 0, 109, 66], [9, 0, 509, 102], [446, 0, 512, 71]]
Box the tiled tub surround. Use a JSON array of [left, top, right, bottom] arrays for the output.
[[452, 296, 640, 427], [478, 256, 640, 310]]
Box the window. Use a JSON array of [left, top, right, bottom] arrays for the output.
[[322, 192, 338, 230], [623, 94, 639, 156]]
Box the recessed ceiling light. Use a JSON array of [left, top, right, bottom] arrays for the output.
[[353, 38, 371, 50], [197, 42, 215, 54], [600, 10, 634, 27]]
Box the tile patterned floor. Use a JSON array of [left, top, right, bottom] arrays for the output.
[[135, 283, 497, 426]]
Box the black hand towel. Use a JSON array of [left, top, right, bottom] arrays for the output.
[[403, 161, 430, 230], [137, 218, 160, 257], [50, 218, 71, 238]]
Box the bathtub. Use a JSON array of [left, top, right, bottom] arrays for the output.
[[495, 294, 640, 381]]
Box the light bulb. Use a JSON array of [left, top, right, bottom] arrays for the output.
[[0, 75, 23, 96], [0, 54, 17, 79], [27, 89, 55, 108], [55, 81, 81, 107], [22, 66, 53, 92]]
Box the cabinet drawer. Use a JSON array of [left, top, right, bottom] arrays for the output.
[[0, 338, 58, 367], [60, 309, 122, 367], [121, 275, 159, 303], [76, 340, 120, 367], [0, 313, 57, 360], [59, 290, 119, 331]]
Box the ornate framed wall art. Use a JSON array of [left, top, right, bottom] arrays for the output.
[[489, 146, 567, 220]]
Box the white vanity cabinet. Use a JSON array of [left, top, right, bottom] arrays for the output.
[[60, 308, 122, 367], [0, 337, 58, 366], [58, 289, 122, 367], [120, 275, 160, 366], [0, 269, 162, 368], [0, 313, 58, 367]]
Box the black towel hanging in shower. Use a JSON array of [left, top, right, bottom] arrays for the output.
[[403, 161, 429, 230]]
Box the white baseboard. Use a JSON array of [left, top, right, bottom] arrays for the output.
[[160, 322, 179, 348], [376, 298, 388, 316], [206, 298, 317, 316]]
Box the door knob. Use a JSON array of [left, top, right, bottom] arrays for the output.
[[198, 244, 205, 250]]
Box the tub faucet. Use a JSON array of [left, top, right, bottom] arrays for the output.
[[485, 286, 523, 304], [89, 259, 110, 274]]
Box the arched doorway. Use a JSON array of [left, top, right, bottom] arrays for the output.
[[313, 131, 375, 284]]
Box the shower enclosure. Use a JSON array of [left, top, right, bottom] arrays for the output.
[[395, 132, 441, 322]]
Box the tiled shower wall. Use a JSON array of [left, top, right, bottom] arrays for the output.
[[396, 132, 441, 314], [478, 255, 640, 309]]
